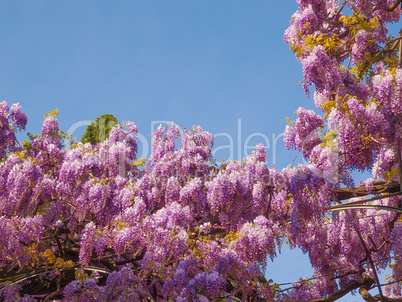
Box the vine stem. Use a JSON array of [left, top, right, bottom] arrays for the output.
[[354, 225, 384, 302]]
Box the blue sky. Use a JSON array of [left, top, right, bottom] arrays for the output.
[[0, 1, 374, 299], [0, 0, 311, 167]]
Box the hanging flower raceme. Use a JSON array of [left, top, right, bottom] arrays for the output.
[[0, 102, 27, 158], [284, 107, 324, 159]]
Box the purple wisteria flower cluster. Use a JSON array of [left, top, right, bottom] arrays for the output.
[[1, 1, 402, 300], [283, 0, 402, 300], [0, 98, 400, 301], [0, 107, 285, 301]]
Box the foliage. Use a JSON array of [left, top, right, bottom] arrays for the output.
[[80, 114, 119, 145], [0, 1, 402, 301]]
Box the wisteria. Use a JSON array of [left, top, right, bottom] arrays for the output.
[[0, 102, 27, 158], [0, 101, 399, 301], [282, 0, 402, 300], [0, 0, 402, 301]]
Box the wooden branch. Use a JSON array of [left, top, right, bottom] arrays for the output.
[[311, 280, 361, 302], [291, 265, 402, 302], [338, 27, 350, 39], [332, 181, 400, 201], [331, 191, 402, 208], [361, 291, 402, 302], [354, 227, 384, 302], [387, 0, 402, 11], [360, 287, 378, 301], [306, 271, 401, 302]]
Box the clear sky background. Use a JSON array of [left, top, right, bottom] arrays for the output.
[[0, 1, 385, 300]]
